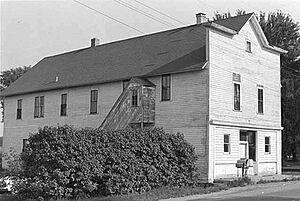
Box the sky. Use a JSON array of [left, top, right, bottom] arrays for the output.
[[1, 0, 300, 72]]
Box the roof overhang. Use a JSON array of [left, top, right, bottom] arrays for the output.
[[203, 22, 238, 35], [249, 15, 288, 54]]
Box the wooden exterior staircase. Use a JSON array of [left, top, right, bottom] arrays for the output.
[[100, 77, 155, 130]]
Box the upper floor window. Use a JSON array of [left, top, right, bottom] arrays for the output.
[[234, 83, 241, 111], [16, 99, 22, 119], [258, 88, 264, 114], [233, 73, 241, 111], [132, 89, 138, 107], [246, 41, 252, 52], [90, 90, 98, 114], [34, 96, 44, 118], [265, 136, 271, 154], [60, 93, 67, 116], [161, 74, 171, 101], [224, 134, 230, 153]]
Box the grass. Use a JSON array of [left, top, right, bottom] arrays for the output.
[[0, 184, 229, 201], [56, 184, 228, 201], [0, 177, 292, 201]]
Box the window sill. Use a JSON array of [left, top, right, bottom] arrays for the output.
[[264, 152, 271, 155], [257, 112, 264, 115], [223, 152, 231, 155], [233, 109, 242, 112], [246, 50, 252, 53], [90, 112, 98, 115]]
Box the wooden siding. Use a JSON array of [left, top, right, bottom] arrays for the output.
[[208, 19, 282, 180], [208, 22, 281, 128], [3, 70, 209, 179], [100, 79, 155, 130]]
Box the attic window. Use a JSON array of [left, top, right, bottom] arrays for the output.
[[246, 41, 252, 53]]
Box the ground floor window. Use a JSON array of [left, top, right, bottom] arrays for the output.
[[224, 134, 230, 153], [265, 136, 271, 154]]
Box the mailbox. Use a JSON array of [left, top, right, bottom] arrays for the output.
[[235, 159, 247, 168]]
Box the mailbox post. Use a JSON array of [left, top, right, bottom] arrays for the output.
[[236, 159, 247, 177]]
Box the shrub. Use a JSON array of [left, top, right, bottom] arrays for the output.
[[16, 126, 198, 200]]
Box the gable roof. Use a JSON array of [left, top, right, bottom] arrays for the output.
[[2, 24, 207, 97], [0, 13, 285, 97], [213, 13, 253, 32]]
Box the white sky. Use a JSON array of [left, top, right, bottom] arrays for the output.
[[1, 0, 300, 71]]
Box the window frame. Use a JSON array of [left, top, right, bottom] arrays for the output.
[[224, 134, 231, 154], [161, 74, 171, 101], [16, 99, 22, 120], [131, 89, 138, 107], [246, 41, 252, 53], [34, 96, 44, 118], [265, 136, 271, 154], [90, 89, 98, 114], [60, 93, 67, 116], [233, 82, 241, 111], [258, 87, 264, 114]]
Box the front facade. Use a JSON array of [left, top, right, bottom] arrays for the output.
[[1, 13, 286, 182]]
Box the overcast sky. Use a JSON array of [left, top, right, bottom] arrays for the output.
[[1, 0, 300, 71]]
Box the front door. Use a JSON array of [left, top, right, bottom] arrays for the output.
[[239, 142, 248, 159]]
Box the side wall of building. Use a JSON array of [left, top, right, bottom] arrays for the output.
[[208, 19, 282, 180], [3, 70, 209, 178]]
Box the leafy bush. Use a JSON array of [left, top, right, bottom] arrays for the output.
[[16, 126, 198, 200]]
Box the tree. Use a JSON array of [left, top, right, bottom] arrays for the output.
[[259, 12, 300, 160], [213, 9, 245, 20], [0, 66, 31, 121]]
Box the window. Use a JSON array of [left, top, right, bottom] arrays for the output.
[[22, 139, 29, 152], [240, 131, 248, 141], [265, 137, 271, 153], [123, 80, 130, 91], [161, 74, 171, 101], [258, 88, 264, 114], [224, 134, 230, 153], [132, 89, 138, 106], [90, 90, 98, 114], [246, 41, 251, 52], [234, 83, 241, 111], [17, 99, 22, 119], [60, 94, 67, 116], [34, 96, 44, 118]]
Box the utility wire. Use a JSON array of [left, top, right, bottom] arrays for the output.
[[132, 0, 186, 25], [113, 0, 174, 28], [72, 0, 145, 34]]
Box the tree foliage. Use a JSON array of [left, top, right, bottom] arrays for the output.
[[213, 9, 245, 20], [16, 126, 199, 199], [0, 65, 31, 121]]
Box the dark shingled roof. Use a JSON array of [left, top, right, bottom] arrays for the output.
[[214, 13, 253, 32], [1, 13, 253, 97]]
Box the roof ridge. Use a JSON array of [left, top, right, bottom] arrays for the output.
[[45, 24, 199, 59], [212, 12, 254, 23]]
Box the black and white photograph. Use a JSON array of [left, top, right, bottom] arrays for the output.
[[0, 0, 300, 200]]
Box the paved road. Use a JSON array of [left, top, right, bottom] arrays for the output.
[[189, 181, 300, 201]]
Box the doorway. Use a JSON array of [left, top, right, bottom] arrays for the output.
[[239, 130, 256, 161], [240, 130, 258, 175]]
